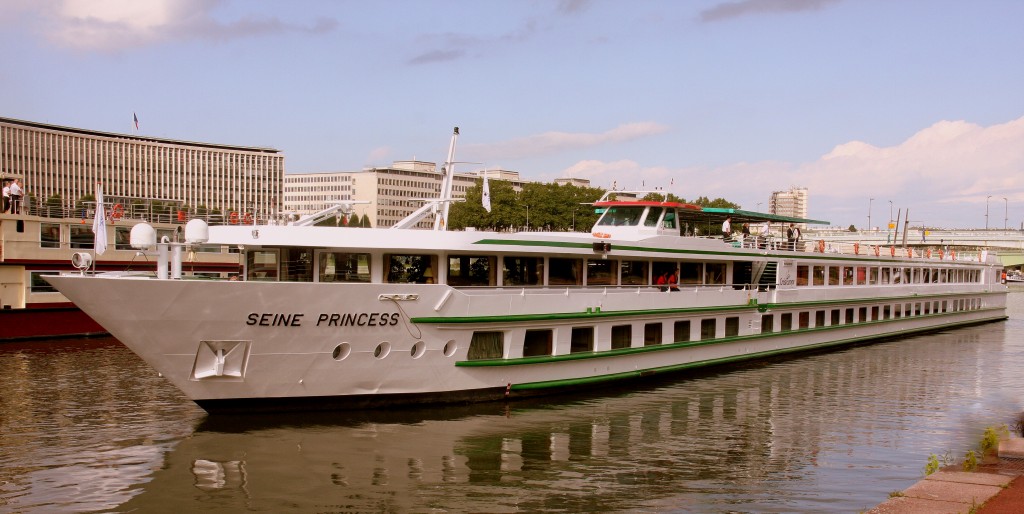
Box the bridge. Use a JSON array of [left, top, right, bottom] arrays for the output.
[[804, 228, 1024, 268]]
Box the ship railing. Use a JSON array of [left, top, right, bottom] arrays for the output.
[[453, 283, 760, 295], [802, 238, 985, 262]]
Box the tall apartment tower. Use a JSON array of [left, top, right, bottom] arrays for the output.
[[768, 187, 808, 220]]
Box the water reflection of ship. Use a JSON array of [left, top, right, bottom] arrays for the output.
[[117, 328, 999, 512]]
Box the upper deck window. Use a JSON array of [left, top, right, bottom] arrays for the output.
[[386, 254, 436, 284], [320, 252, 371, 283], [447, 256, 495, 286], [596, 206, 644, 227]]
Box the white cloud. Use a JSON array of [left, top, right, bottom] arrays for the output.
[[559, 115, 1024, 227], [465, 122, 671, 162], [10, 0, 336, 51]]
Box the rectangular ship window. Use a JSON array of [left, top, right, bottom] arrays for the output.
[[468, 331, 504, 360], [523, 329, 552, 357], [644, 323, 662, 346], [611, 325, 632, 350], [571, 327, 594, 353], [674, 320, 691, 342]]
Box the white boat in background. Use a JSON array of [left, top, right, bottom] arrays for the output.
[[0, 205, 240, 341], [1006, 270, 1023, 283], [45, 130, 1009, 413]]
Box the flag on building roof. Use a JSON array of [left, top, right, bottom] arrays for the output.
[[133, 112, 139, 130]]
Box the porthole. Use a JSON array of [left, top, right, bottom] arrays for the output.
[[411, 341, 425, 359], [374, 341, 392, 359], [332, 342, 351, 361], [443, 340, 457, 357]]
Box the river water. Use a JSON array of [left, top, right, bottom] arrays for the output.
[[2, 290, 1023, 513]]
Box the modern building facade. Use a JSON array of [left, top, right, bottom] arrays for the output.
[[0, 116, 284, 220], [769, 187, 809, 221], [283, 161, 509, 228]]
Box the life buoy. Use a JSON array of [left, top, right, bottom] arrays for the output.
[[890, 246, 896, 257], [243, 213, 253, 225], [874, 245, 880, 257], [817, 240, 825, 253], [926, 248, 932, 258], [110, 203, 124, 221], [907, 248, 913, 258], [229, 212, 239, 225], [939, 248, 944, 260], [853, 242, 860, 255], [951, 250, 956, 260]]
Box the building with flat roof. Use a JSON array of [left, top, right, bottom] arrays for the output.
[[769, 187, 808, 222], [285, 161, 488, 228], [0, 116, 284, 220]]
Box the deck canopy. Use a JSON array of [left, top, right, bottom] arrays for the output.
[[687, 207, 830, 227]]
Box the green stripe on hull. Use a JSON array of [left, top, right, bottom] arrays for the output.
[[412, 290, 1003, 325], [507, 315, 1007, 391]]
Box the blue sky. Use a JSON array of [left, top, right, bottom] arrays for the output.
[[2, 0, 1022, 229]]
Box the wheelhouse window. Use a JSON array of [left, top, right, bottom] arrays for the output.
[[504, 256, 543, 286], [40, 223, 60, 248], [548, 258, 582, 286], [447, 255, 495, 286], [387, 254, 437, 284], [319, 252, 371, 283], [586, 259, 616, 286], [620, 260, 649, 285], [596, 206, 644, 226], [644, 207, 664, 227]]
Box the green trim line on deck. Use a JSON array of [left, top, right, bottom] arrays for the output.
[[470, 238, 993, 265], [411, 289, 1003, 324], [454, 308, 1007, 368]]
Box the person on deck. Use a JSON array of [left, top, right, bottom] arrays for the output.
[[722, 217, 732, 239]]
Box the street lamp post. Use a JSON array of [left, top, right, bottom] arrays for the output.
[[868, 198, 874, 232], [1004, 197, 1009, 230], [986, 195, 992, 230]]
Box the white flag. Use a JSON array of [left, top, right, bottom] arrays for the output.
[[92, 183, 107, 256], [482, 172, 492, 213]]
